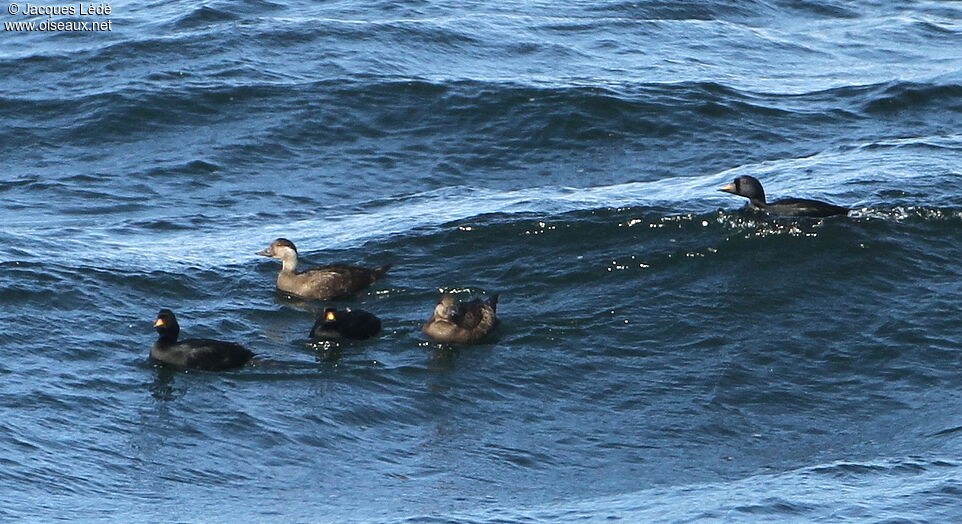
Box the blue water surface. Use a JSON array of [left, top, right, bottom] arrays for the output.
[[2, 1, 962, 522]]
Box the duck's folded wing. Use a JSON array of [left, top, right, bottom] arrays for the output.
[[183, 340, 253, 370], [456, 299, 499, 332], [455, 300, 485, 329], [298, 266, 366, 296], [769, 197, 848, 217]]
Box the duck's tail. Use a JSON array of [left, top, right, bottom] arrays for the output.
[[486, 293, 499, 312], [375, 264, 393, 278]]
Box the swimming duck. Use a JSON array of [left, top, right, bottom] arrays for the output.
[[151, 309, 254, 371], [719, 175, 849, 217], [256, 238, 391, 300], [310, 307, 382, 340], [422, 293, 499, 344]]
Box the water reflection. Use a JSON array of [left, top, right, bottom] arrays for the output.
[[308, 339, 343, 362], [426, 343, 458, 373], [148, 363, 182, 401]]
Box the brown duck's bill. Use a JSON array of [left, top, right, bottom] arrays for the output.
[[153, 318, 165, 327], [256, 248, 272, 256], [718, 183, 736, 194]]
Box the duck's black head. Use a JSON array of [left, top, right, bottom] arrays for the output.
[[256, 238, 298, 258], [719, 175, 766, 204], [310, 307, 343, 339], [320, 307, 339, 328], [153, 308, 180, 342]]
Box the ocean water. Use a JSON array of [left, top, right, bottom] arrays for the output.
[[3, 0, 962, 521]]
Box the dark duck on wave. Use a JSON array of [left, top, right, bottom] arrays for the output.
[[310, 307, 382, 340], [151, 309, 254, 371], [422, 293, 499, 344], [257, 238, 391, 300], [719, 175, 849, 217]]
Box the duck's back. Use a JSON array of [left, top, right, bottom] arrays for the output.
[[279, 264, 390, 299], [152, 339, 253, 371], [765, 197, 849, 217]]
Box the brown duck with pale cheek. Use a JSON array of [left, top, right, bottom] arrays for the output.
[[256, 238, 391, 300], [422, 293, 499, 344]]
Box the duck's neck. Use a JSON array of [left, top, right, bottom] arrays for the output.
[[749, 187, 767, 208], [156, 328, 179, 345], [279, 252, 298, 274]]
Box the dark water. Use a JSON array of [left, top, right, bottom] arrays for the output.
[[3, 0, 962, 521]]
